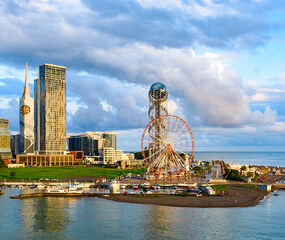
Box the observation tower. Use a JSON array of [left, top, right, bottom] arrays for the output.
[[142, 82, 195, 178], [148, 82, 168, 121]]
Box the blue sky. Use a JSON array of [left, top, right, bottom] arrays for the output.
[[0, 0, 284, 151]]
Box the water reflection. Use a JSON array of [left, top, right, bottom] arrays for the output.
[[21, 197, 76, 234], [140, 205, 179, 239]]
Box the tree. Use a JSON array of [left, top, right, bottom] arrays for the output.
[[247, 172, 254, 178], [0, 156, 7, 168], [10, 171, 16, 178], [225, 170, 243, 181], [134, 147, 149, 160], [240, 165, 247, 175]]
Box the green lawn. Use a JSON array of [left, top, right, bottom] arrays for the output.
[[211, 184, 228, 192], [0, 166, 146, 180]]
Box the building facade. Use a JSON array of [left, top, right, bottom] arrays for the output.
[[67, 131, 116, 157], [34, 64, 66, 154], [19, 62, 34, 153], [103, 132, 117, 149], [17, 154, 74, 166], [10, 134, 24, 158], [0, 118, 12, 159]]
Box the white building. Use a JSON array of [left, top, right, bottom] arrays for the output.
[[228, 163, 248, 171], [102, 148, 135, 165], [19, 62, 34, 153], [103, 147, 116, 164]]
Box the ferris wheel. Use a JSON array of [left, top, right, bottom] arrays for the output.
[[141, 114, 195, 177]]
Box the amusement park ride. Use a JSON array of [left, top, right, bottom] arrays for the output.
[[141, 82, 195, 178]]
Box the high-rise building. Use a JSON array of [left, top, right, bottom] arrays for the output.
[[67, 131, 116, 156], [19, 62, 34, 153], [67, 135, 101, 156], [34, 64, 66, 154], [10, 134, 24, 158], [103, 132, 117, 149], [0, 118, 12, 159]]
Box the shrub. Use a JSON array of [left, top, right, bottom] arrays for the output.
[[0, 156, 7, 168], [10, 171, 16, 178]]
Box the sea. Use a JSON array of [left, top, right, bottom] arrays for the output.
[[195, 151, 285, 167], [0, 152, 285, 240]]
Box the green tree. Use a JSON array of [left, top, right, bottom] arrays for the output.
[[240, 165, 247, 175], [246, 172, 254, 178], [10, 171, 16, 178], [226, 170, 243, 181], [0, 156, 7, 168]]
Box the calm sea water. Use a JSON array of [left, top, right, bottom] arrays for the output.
[[195, 152, 285, 167], [0, 152, 285, 240], [0, 188, 284, 240]]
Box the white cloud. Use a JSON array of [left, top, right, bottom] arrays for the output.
[[267, 122, 285, 133], [100, 100, 116, 114], [251, 93, 267, 102], [136, 0, 229, 18], [0, 97, 12, 109], [0, 64, 37, 84]]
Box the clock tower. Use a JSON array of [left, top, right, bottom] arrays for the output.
[[19, 62, 34, 153]]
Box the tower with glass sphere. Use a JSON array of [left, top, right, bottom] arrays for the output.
[[142, 82, 195, 178], [148, 82, 168, 174], [148, 82, 168, 121]]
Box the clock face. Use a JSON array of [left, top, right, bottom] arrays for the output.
[[21, 105, 31, 115]]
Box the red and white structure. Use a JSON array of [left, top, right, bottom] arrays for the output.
[[142, 82, 195, 177]]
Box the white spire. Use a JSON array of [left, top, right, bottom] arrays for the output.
[[23, 62, 30, 97]]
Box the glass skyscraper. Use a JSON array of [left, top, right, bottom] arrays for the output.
[[34, 64, 66, 154]]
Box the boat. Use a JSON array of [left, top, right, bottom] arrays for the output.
[[37, 184, 46, 190], [152, 184, 160, 190], [110, 181, 120, 193], [143, 182, 150, 187], [67, 185, 84, 193], [73, 182, 92, 189], [120, 184, 126, 189], [0, 190, 4, 195], [45, 184, 84, 194], [177, 183, 190, 189], [46, 189, 66, 193]]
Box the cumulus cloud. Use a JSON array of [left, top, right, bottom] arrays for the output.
[[72, 43, 251, 127], [0, 0, 284, 70], [67, 73, 149, 132], [0, 0, 284, 149]]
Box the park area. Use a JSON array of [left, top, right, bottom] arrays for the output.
[[0, 166, 146, 180]]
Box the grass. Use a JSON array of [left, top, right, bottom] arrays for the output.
[[211, 184, 228, 192], [235, 184, 257, 189], [0, 166, 146, 180]]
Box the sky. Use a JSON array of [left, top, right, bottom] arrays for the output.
[[0, 0, 285, 151]]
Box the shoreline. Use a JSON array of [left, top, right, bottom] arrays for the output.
[[97, 185, 268, 208], [10, 185, 269, 208]]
